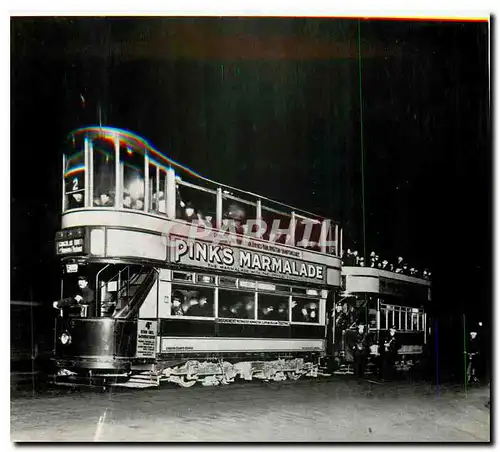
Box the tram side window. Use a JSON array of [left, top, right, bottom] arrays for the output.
[[380, 305, 388, 330], [261, 208, 291, 244], [171, 286, 215, 317], [218, 289, 255, 319], [177, 182, 216, 228], [64, 136, 85, 210], [92, 137, 116, 207], [150, 166, 167, 214], [120, 144, 145, 211], [295, 218, 322, 251], [257, 293, 289, 321], [405, 308, 412, 330], [291, 297, 319, 323]]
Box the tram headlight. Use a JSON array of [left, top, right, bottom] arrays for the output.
[[60, 331, 72, 345]]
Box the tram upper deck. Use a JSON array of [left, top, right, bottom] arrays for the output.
[[58, 126, 342, 287], [341, 266, 432, 302]]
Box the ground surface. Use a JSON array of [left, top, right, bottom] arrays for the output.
[[11, 376, 490, 442]]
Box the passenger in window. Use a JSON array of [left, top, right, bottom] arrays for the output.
[[243, 300, 255, 318], [189, 295, 212, 317], [182, 294, 197, 314], [182, 202, 197, 222], [133, 198, 144, 210], [261, 305, 275, 320], [68, 193, 84, 209], [358, 257, 365, 267], [153, 191, 166, 213], [94, 192, 114, 207], [232, 301, 246, 317], [171, 292, 185, 316], [308, 304, 318, 322], [277, 303, 288, 321], [123, 194, 133, 209]]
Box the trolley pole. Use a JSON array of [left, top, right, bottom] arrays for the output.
[[463, 314, 468, 395]]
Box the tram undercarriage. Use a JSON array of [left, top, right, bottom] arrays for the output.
[[51, 354, 322, 389]]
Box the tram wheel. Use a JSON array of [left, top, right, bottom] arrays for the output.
[[176, 377, 198, 388]]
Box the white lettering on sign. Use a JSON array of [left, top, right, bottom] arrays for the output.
[[170, 237, 325, 284], [136, 320, 158, 358], [57, 238, 84, 255]]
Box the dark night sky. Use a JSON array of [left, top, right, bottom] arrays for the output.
[[10, 18, 490, 326]]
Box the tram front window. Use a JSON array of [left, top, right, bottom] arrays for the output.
[[64, 134, 86, 211], [92, 137, 116, 207]]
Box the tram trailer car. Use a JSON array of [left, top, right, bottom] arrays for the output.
[[334, 266, 432, 374], [52, 126, 344, 388]]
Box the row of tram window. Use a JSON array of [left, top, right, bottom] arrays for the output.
[[64, 130, 338, 254], [171, 272, 321, 323], [335, 295, 426, 334]]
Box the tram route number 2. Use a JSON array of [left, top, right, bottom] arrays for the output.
[[136, 320, 158, 358]]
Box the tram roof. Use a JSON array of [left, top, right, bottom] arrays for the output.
[[70, 125, 339, 224]]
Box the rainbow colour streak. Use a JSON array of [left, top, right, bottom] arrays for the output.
[[65, 165, 85, 178], [71, 126, 206, 181]]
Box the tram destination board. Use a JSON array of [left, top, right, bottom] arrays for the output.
[[55, 228, 87, 255]]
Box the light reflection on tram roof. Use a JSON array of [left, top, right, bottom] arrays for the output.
[[69, 125, 337, 223]]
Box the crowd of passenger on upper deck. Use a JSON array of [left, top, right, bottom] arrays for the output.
[[342, 249, 431, 279]]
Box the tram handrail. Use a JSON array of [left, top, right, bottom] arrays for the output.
[[113, 268, 157, 320]]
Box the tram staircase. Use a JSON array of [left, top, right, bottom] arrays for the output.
[[98, 265, 155, 319], [113, 267, 156, 320]]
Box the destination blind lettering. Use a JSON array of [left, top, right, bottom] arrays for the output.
[[57, 238, 84, 254]]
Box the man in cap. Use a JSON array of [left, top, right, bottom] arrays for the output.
[[380, 326, 399, 381], [53, 275, 95, 316], [353, 324, 370, 378]]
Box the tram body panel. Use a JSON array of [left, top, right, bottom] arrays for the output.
[[55, 318, 137, 372]]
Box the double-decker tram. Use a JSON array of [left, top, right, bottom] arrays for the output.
[[52, 126, 343, 387], [333, 265, 432, 375]]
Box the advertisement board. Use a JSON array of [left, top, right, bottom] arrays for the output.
[[169, 235, 326, 284], [136, 319, 158, 358]]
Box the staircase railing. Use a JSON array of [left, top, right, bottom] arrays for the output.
[[113, 269, 158, 320]]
